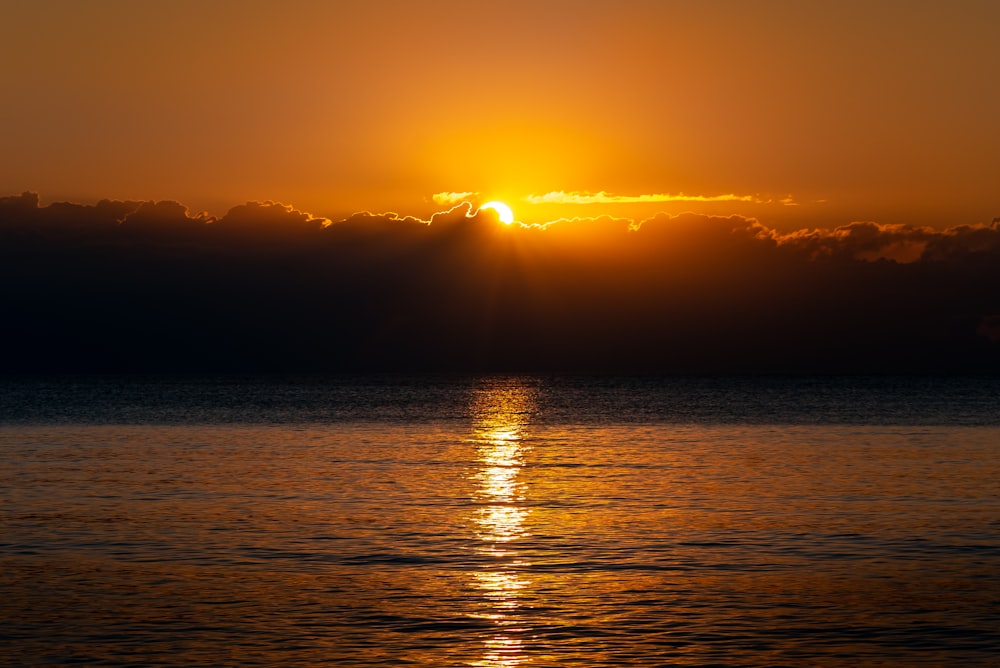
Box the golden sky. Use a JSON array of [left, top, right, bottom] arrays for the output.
[[2, 0, 998, 228]]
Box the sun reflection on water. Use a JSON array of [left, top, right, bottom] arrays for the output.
[[468, 378, 537, 667]]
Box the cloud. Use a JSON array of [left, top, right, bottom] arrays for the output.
[[432, 191, 478, 205], [218, 201, 331, 230], [2, 192, 999, 374], [978, 315, 1000, 342], [767, 220, 1000, 264], [523, 190, 782, 205], [119, 200, 212, 236], [772, 221, 936, 263]]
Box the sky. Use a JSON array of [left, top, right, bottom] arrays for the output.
[[2, 0, 999, 228], [3, 1, 1000, 374]]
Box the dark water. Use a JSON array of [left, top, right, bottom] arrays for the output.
[[2, 376, 999, 666]]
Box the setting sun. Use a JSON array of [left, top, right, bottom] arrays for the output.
[[479, 201, 515, 225]]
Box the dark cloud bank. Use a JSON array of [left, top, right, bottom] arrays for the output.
[[3, 192, 1000, 374]]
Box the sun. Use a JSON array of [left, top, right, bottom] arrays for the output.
[[479, 201, 515, 225]]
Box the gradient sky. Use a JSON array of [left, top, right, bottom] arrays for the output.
[[2, 0, 998, 227]]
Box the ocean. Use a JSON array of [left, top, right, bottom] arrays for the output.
[[2, 375, 998, 666]]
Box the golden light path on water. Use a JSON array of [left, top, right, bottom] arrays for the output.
[[468, 380, 537, 668]]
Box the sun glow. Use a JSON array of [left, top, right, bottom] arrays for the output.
[[479, 201, 515, 225]]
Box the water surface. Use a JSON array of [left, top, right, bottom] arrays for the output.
[[1, 376, 998, 665]]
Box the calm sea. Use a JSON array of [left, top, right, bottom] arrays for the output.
[[2, 376, 999, 666]]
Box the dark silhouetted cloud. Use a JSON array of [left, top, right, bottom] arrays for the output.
[[2, 193, 999, 374]]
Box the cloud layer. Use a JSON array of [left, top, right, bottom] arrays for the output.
[[523, 190, 776, 205], [2, 192, 999, 374]]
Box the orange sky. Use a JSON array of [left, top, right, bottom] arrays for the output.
[[2, 0, 998, 228]]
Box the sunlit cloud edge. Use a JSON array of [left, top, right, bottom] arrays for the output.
[[523, 190, 797, 206]]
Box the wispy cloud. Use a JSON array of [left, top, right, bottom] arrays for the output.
[[432, 191, 478, 205], [524, 190, 791, 205]]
